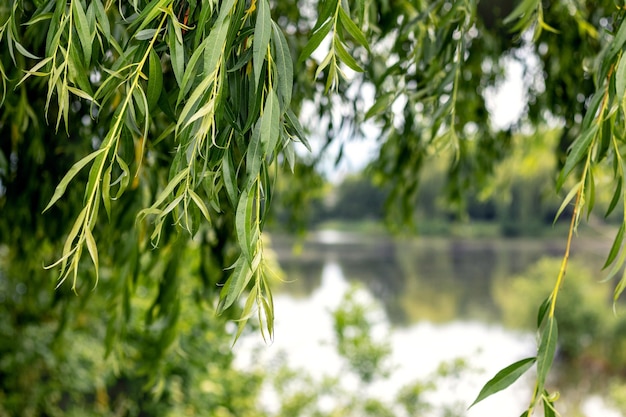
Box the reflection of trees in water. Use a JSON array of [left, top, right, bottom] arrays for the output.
[[270, 234, 613, 326]]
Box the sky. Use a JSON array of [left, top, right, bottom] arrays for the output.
[[299, 57, 528, 183]]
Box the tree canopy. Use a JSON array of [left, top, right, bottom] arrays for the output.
[[2, 0, 626, 415]]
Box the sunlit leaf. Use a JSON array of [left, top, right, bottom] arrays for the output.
[[271, 22, 293, 111], [253, 0, 271, 87], [469, 357, 536, 408], [72, 0, 92, 64], [298, 18, 333, 64], [535, 317, 558, 405], [43, 149, 107, 212], [556, 125, 598, 190], [334, 38, 363, 72], [337, 6, 370, 52]]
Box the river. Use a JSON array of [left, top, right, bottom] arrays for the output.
[[234, 230, 624, 416]]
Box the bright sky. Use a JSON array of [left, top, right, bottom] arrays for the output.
[[299, 57, 528, 183]]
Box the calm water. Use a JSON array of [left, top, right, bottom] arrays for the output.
[[235, 231, 623, 416]]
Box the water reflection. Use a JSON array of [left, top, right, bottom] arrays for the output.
[[235, 232, 623, 416]]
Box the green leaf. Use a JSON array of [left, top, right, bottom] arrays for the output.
[[537, 295, 552, 328], [233, 284, 258, 344], [553, 181, 581, 223], [72, 0, 92, 65], [271, 22, 293, 111], [246, 119, 265, 188], [144, 170, 188, 213], [337, 6, 370, 52], [135, 28, 160, 40], [93, 0, 111, 39], [218, 252, 258, 314], [616, 54, 626, 101], [44, 148, 107, 212], [235, 186, 256, 264], [222, 150, 238, 207], [607, 18, 626, 61], [606, 176, 622, 217], [556, 125, 597, 190], [168, 20, 184, 87], [188, 189, 211, 222], [147, 49, 163, 111], [102, 164, 112, 220], [535, 317, 558, 402], [285, 109, 311, 151], [365, 92, 395, 119], [503, 0, 537, 25], [469, 357, 536, 408], [298, 18, 333, 64], [203, 15, 230, 79], [334, 38, 363, 72], [85, 226, 99, 286], [263, 90, 280, 161], [614, 269, 626, 308], [253, 0, 271, 87], [604, 222, 625, 269]]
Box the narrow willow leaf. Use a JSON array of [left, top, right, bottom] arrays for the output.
[[235, 186, 256, 264], [503, 0, 537, 25], [85, 226, 99, 286], [135, 28, 160, 40], [605, 176, 622, 217], [603, 240, 626, 283], [102, 164, 112, 220], [604, 222, 625, 269], [553, 181, 581, 223], [189, 189, 211, 222], [616, 54, 626, 104], [285, 109, 311, 151], [219, 255, 254, 313], [337, 6, 370, 52], [204, 15, 230, 78], [263, 90, 280, 161], [607, 18, 626, 60], [614, 269, 626, 307], [233, 285, 258, 344], [283, 138, 296, 172], [469, 357, 536, 408], [222, 150, 238, 207], [179, 35, 209, 101], [298, 18, 333, 64], [271, 22, 293, 111], [44, 149, 107, 212], [557, 124, 597, 190], [93, 0, 111, 39], [147, 169, 187, 211], [365, 92, 394, 119], [334, 38, 363, 72], [72, 0, 92, 65], [246, 120, 264, 188], [313, 0, 335, 32], [537, 295, 551, 328], [535, 317, 558, 402], [168, 21, 184, 87], [253, 0, 271, 87], [114, 154, 131, 199], [14, 41, 40, 60], [216, 0, 237, 21], [147, 49, 163, 111], [260, 294, 274, 342], [66, 86, 96, 103]]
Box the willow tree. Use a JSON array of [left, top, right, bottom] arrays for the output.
[[1, 0, 626, 415]]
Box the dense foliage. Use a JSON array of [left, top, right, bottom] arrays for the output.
[[3, 0, 626, 415]]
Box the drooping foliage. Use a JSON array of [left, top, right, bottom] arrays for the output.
[[3, 0, 626, 415]]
